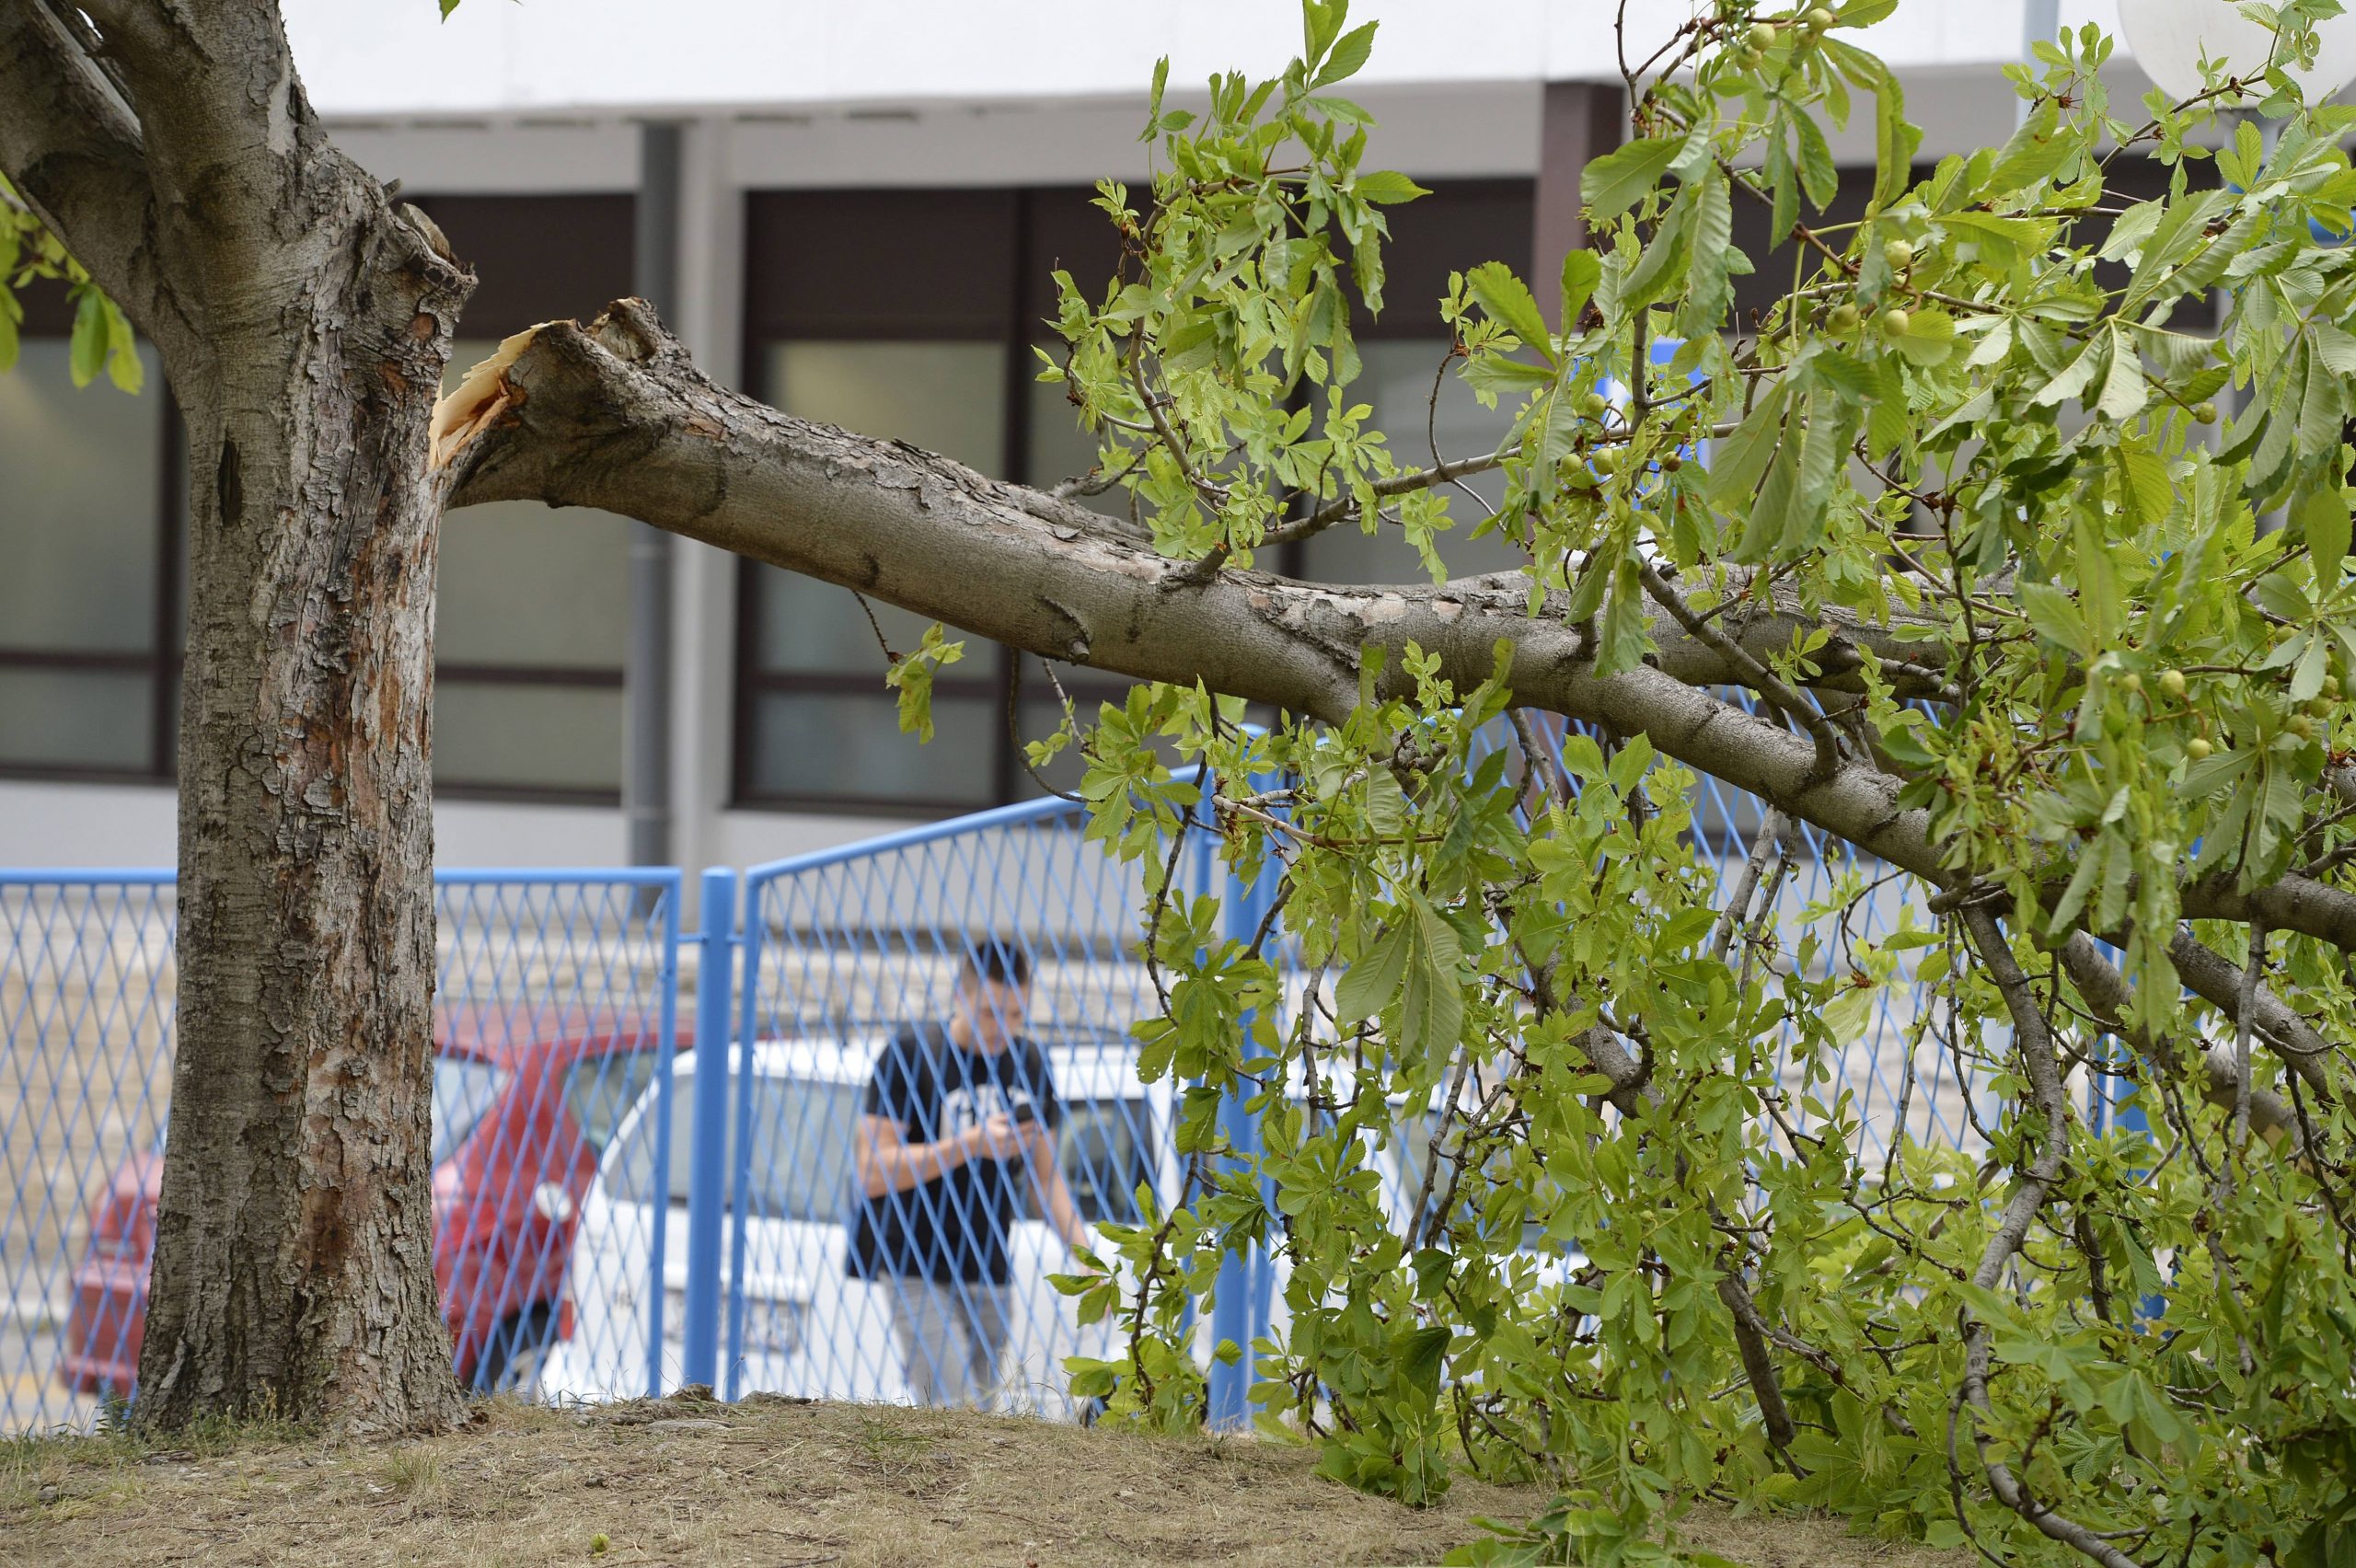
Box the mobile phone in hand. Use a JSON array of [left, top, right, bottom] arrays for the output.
[[1011, 1101, 1038, 1126]]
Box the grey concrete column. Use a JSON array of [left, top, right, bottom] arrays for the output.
[[1533, 81, 1625, 329], [627, 121, 683, 868]]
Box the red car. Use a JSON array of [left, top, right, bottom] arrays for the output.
[[60, 1004, 680, 1398]]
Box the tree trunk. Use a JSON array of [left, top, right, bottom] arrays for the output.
[[134, 198, 474, 1435]]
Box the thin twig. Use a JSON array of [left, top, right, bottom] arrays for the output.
[[1712, 807, 1791, 963]]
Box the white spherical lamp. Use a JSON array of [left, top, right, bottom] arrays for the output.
[[2116, 0, 2356, 103]]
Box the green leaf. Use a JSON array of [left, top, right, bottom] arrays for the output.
[[1982, 102, 2067, 197], [2115, 444, 2174, 532], [1865, 356, 1910, 458], [1619, 183, 1695, 317], [2018, 581, 2088, 655], [1564, 549, 1611, 623], [1594, 555, 1649, 674], [1464, 261, 1554, 364], [1790, 386, 1860, 551], [1871, 63, 1917, 209], [2032, 330, 2104, 409], [2095, 322, 2147, 422], [883, 622, 965, 742], [1402, 892, 1466, 1058], [1940, 212, 2053, 271], [1674, 167, 1736, 340], [1890, 306, 1957, 367], [1144, 56, 1171, 140], [67, 290, 107, 387], [2300, 486, 2351, 581], [1793, 112, 1838, 212], [2181, 747, 2254, 801], [2298, 338, 2345, 459], [2255, 567, 2313, 622], [1708, 379, 1789, 515], [2292, 636, 2332, 702], [1732, 423, 1800, 562], [1389, 1323, 1451, 1402], [101, 296, 141, 394], [1313, 20, 1379, 88], [1579, 136, 1680, 217], [1366, 767, 1409, 839], [2314, 321, 2356, 375], [1337, 917, 1412, 1022], [1558, 249, 1601, 329], [2074, 510, 2119, 651], [1354, 169, 1428, 205], [439, 0, 461, 16]]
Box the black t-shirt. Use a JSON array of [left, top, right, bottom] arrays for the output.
[[847, 1023, 1062, 1285]]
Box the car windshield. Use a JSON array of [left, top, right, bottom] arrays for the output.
[[432, 1056, 508, 1165], [601, 1072, 1161, 1226]]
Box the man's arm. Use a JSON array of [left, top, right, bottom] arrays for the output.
[[857, 1113, 997, 1198], [1017, 1122, 1092, 1252]]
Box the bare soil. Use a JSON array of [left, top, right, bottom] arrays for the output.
[[0, 1391, 1964, 1568]]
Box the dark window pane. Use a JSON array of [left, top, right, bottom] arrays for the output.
[[767, 341, 1006, 472], [0, 667, 153, 769], [434, 681, 623, 794], [1025, 347, 1132, 521], [440, 340, 632, 671], [1300, 338, 1524, 586], [0, 340, 165, 653], [741, 339, 1011, 808], [743, 689, 994, 807], [410, 196, 635, 340], [439, 497, 630, 668], [749, 571, 940, 678], [745, 190, 1016, 341]]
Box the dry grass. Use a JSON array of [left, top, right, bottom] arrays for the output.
[[0, 1392, 1967, 1568]]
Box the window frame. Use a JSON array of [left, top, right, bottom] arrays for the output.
[[728, 183, 1550, 813], [731, 185, 1135, 815], [3, 199, 642, 800], [422, 196, 638, 804], [0, 306, 184, 787]]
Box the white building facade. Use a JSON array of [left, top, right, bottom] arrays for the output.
[[0, 0, 2163, 870]]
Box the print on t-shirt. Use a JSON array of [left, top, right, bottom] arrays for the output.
[[848, 1022, 1062, 1285]]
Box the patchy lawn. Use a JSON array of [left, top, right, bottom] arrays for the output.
[[0, 1391, 1962, 1568]]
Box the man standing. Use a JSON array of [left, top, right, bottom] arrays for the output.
[[849, 938, 1091, 1409]]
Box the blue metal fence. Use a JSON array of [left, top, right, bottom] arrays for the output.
[[709, 798, 1194, 1418], [0, 868, 685, 1434], [3, 721, 1991, 1436]]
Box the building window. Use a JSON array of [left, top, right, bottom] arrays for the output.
[[0, 198, 637, 801], [0, 306, 178, 780], [435, 338, 630, 801], [733, 181, 1532, 814], [735, 188, 1135, 813], [416, 197, 637, 803]]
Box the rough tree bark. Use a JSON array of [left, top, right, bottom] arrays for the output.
[[2, 2, 473, 1431]]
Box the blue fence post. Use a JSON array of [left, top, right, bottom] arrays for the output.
[[681, 867, 737, 1392], [723, 869, 767, 1402], [1207, 748, 1277, 1433], [641, 870, 687, 1400]]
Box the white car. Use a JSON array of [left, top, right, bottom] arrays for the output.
[[539, 1034, 1177, 1418]]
